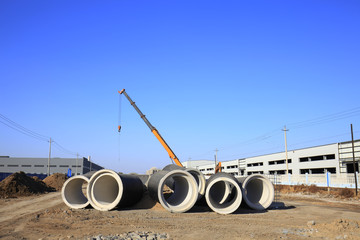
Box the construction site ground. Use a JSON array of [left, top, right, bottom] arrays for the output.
[[1, 190, 360, 240]]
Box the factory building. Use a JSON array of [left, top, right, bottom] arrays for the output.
[[182, 139, 360, 178], [0, 156, 104, 180]]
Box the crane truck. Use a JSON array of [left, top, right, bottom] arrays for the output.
[[118, 89, 221, 173], [118, 89, 183, 167]]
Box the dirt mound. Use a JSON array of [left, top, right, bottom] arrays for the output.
[[276, 184, 359, 200], [0, 172, 54, 198], [43, 173, 67, 191]]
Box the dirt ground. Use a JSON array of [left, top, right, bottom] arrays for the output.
[[0, 190, 359, 240]]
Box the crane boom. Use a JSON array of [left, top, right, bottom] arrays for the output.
[[118, 89, 183, 167]]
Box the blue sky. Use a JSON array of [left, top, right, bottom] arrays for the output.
[[1, 1, 359, 173]]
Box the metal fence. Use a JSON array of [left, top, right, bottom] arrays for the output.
[[265, 172, 359, 189]]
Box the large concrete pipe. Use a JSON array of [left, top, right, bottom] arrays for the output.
[[162, 164, 206, 200], [205, 172, 242, 214], [148, 169, 198, 213], [87, 169, 144, 211], [61, 172, 94, 209], [237, 174, 274, 210]]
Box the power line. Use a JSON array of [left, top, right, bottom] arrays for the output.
[[0, 118, 48, 142], [0, 113, 49, 141], [52, 141, 80, 157], [0, 113, 82, 157], [287, 107, 360, 129]]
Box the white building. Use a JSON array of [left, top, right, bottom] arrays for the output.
[[182, 139, 360, 178], [0, 156, 104, 180]]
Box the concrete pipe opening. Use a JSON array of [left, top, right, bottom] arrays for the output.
[[91, 173, 122, 211], [240, 174, 274, 210], [87, 169, 114, 210], [205, 173, 242, 215], [162, 164, 206, 201], [149, 170, 198, 213], [87, 169, 144, 211], [61, 175, 90, 209]]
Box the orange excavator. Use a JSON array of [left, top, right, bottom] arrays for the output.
[[118, 89, 221, 172]]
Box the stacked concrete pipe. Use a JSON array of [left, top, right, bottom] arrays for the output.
[[148, 169, 198, 213], [61, 171, 95, 209], [87, 169, 144, 211], [237, 174, 274, 210], [162, 164, 206, 201], [205, 172, 243, 214]]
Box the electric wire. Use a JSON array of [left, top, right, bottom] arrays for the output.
[[0, 113, 82, 158], [0, 114, 49, 142], [189, 106, 360, 160], [52, 141, 79, 157], [287, 107, 360, 129]]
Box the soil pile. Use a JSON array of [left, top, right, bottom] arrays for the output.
[[276, 184, 359, 200], [43, 173, 67, 191], [0, 171, 54, 198]]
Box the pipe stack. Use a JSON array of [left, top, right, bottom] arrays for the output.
[[61, 166, 274, 215]]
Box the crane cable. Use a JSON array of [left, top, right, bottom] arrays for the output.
[[117, 93, 122, 162]]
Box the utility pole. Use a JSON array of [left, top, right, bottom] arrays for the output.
[[214, 148, 218, 174], [282, 126, 289, 175], [351, 124, 358, 196], [47, 137, 52, 176], [76, 153, 79, 176]]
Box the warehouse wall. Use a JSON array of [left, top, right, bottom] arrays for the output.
[[0, 156, 103, 180]]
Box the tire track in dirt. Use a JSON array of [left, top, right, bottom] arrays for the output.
[[0, 192, 62, 223]]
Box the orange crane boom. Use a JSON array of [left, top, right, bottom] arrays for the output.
[[118, 89, 183, 167]]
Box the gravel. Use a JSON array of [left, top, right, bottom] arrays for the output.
[[86, 231, 169, 240]]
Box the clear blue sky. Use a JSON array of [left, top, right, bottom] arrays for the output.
[[1, 1, 359, 173]]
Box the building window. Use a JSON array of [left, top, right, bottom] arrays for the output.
[[35, 165, 44, 167], [269, 159, 292, 165], [247, 162, 263, 167], [21, 165, 31, 167], [311, 156, 324, 161], [247, 171, 264, 175], [60, 165, 69, 168], [325, 154, 335, 160], [300, 168, 336, 174], [270, 170, 292, 175], [300, 154, 335, 162], [8, 165, 19, 167], [300, 169, 310, 174], [0, 165, 4, 167], [226, 165, 238, 169]]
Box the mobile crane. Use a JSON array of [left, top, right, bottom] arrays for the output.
[[118, 89, 183, 167]]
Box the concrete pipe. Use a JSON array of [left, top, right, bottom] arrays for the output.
[[61, 174, 92, 209], [87, 169, 144, 211], [205, 172, 242, 214], [237, 174, 274, 210], [148, 169, 198, 213], [162, 164, 206, 200]]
